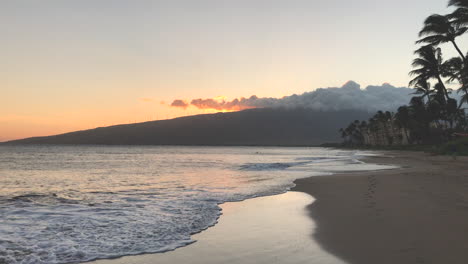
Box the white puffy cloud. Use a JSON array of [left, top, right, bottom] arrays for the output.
[[172, 81, 415, 112]]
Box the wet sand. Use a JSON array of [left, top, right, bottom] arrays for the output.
[[88, 151, 468, 264], [293, 151, 468, 264], [89, 192, 345, 264]]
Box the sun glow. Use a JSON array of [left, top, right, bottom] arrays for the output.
[[213, 96, 228, 102]]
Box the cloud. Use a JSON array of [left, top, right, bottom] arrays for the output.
[[171, 81, 415, 112], [190, 96, 258, 111], [171, 99, 189, 109]]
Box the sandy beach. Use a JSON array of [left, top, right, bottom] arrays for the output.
[[85, 150, 468, 264], [293, 151, 468, 264], [6, 0, 468, 263], [89, 192, 344, 264]]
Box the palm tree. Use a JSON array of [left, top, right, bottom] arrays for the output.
[[442, 56, 468, 108], [385, 111, 395, 145], [395, 106, 410, 125], [448, 7, 468, 25], [443, 57, 465, 82], [408, 96, 433, 143], [351, 120, 364, 145], [410, 45, 450, 101], [416, 14, 467, 62], [412, 79, 435, 103], [434, 82, 451, 104], [358, 121, 368, 145], [374, 111, 392, 145], [344, 122, 357, 145], [427, 99, 444, 129], [395, 106, 412, 144], [448, 0, 468, 42], [367, 117, 379, 145], [446, 98, 461, 128], [449, 0, 468, 8]]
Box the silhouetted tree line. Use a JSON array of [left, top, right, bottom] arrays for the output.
[[340, 0, 468, 146]]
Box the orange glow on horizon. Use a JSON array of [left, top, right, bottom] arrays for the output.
[[0, 103, 255, 141]]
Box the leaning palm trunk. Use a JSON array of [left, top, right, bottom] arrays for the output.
[[451, 40, 467, 62], [436, 77, 451, 101]]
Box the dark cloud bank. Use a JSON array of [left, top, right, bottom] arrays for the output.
[[4, 82, 415, 146]]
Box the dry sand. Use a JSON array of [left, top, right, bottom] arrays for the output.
[[292, 151, 468, 264]]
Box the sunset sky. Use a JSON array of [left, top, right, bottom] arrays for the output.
[[1, 0, 463, 141]]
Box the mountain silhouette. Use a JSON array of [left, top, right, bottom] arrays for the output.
[[3, 108, 371, 146]]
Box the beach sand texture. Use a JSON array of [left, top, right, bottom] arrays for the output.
[[89, 151, 468, 264], [293, 151, 468, 264], [90, 192, 344, 264]]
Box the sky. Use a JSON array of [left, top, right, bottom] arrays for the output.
[[0, 0, 463, 141]]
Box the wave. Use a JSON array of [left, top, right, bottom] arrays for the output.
[[0, 146, 394, 264], [238, 156, 349, 171], [3, 193, 82, 205], [239, 162, 305, 171]]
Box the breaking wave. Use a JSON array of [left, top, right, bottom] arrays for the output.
[[0, 146, 394, 264]]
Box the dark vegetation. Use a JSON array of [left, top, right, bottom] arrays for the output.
[[340, 0, 468, 155]]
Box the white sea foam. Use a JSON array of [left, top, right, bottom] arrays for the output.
[[0, 146, 394, 264]]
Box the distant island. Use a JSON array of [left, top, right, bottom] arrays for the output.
[[2, 108, 371, 146]]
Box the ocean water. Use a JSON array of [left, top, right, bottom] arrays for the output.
[[0, 146, 394, 264]]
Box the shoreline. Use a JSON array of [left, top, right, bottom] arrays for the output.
[[292, 151, 468, 264], [88, 191, 345, 264], [85, 150, 468, 264]]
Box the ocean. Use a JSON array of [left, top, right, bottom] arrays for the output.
[[0, 145, 393, 264]]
